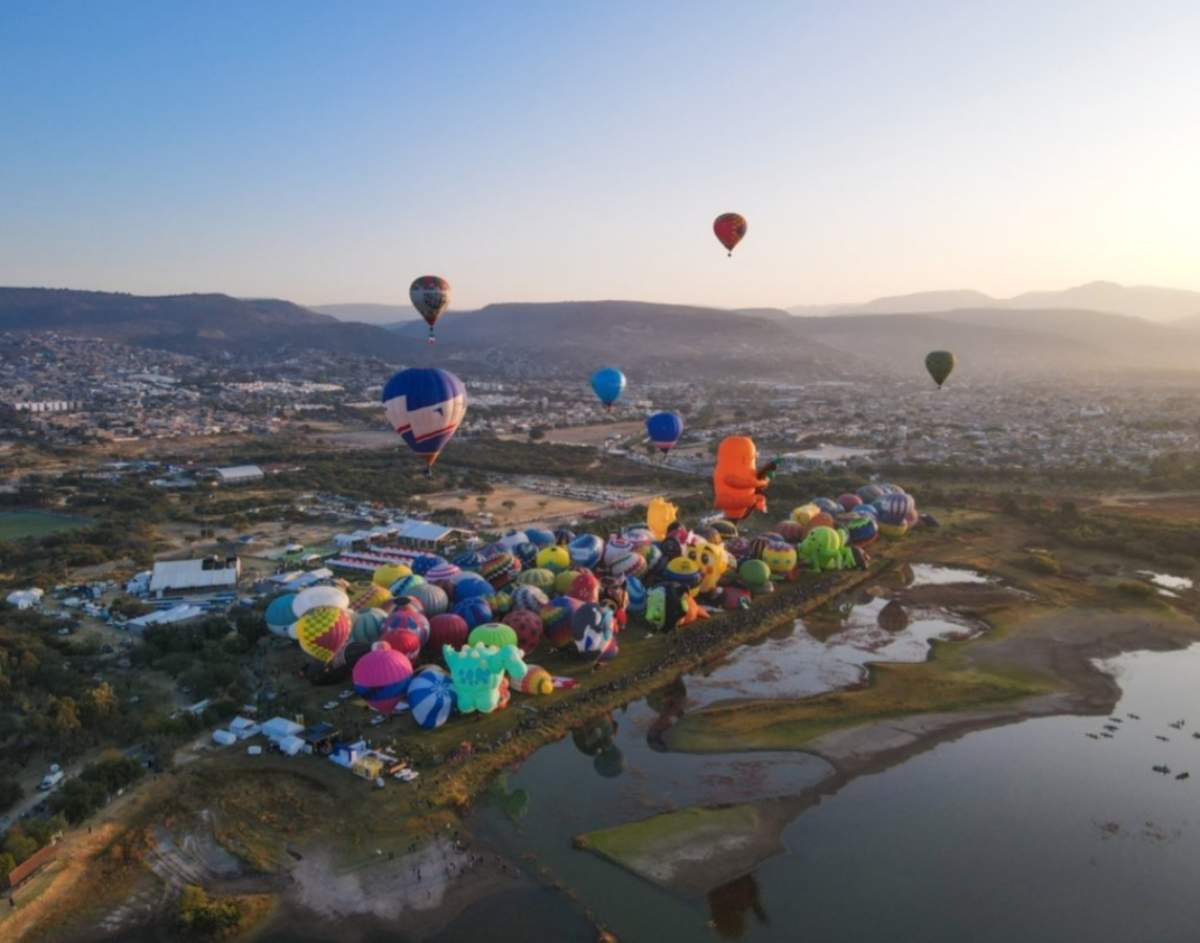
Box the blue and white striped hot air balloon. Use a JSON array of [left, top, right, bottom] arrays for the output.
[[381, 368, 467, 475], [408, 666, 457, 729]]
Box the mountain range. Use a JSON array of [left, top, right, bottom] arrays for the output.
[[7, 284, 1200, 379], [788, 281, 1200, 323], [0, 288, 413, 360]]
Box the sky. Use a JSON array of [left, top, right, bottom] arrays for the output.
[[2, 0, 1199, 311]]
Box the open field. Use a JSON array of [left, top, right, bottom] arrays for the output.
[[425, 482, 637, 528], [0, 510, 93, 541]]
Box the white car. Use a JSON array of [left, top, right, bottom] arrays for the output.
[[338, 690, 353, 700], [322, 701, 339, 710], [369, 715, 387, 726]]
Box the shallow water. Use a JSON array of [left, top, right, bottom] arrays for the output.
[[907, 562, 993, 585], [1139, 570, 1193, 592], [685, 596, 982, 706], [472, 640, 1200, 942]]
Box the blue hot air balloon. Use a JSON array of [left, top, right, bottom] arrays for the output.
[[645, 411, 684, 454], [381, 368, 467, 474], [590, 368, 626, 410]]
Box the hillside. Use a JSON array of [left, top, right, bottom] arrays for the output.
[[785, 307, 1200, 374], [388, 300, 848, 378], [312, 302, 419, 325], [789, 281, 1200, 323], [0, 288, 414, 359]]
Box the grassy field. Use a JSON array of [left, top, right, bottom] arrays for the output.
[[0, 509, 92, 541]]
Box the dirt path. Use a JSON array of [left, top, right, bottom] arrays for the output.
[[0, 823, 122, 941]]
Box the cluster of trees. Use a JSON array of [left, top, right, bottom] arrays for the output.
[[0, 610, 138, 766], [135, 609, 264, 702], [0, 519, 159, 587], [0, 814, 65, 882], [177, 884, 243, 937], [48, 752, 145, 824]]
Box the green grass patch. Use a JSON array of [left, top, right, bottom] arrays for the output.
[[576, 804, 761, 864], [666, 660, 1054, 753]]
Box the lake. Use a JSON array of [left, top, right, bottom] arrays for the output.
[[464, 586, 1200, 941]]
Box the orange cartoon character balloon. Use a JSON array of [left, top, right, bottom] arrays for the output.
[[713, 436, 772, 521]]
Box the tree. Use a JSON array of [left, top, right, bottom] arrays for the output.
[[0, 777, 23, 813], [501, 499, 516, 515], [83, 682, 119, 722], [177, 884, 242, 937], [475, 496, 487, 512], [51, 696, 83, 740]]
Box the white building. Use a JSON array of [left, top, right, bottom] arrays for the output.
[[148, 557, 240, 598], [214, 465, 264, 484]]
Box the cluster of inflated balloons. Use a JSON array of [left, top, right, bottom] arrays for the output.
[[265, 478, 930, 729]]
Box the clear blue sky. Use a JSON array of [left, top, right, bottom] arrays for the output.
[[2, 0, 1198, 309]]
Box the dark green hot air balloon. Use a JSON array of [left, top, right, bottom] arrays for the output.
[[925, 350, 956, 388]]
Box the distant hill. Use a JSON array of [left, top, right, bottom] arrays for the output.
[[311, 302, 420, 325], [7, 287, 1200, 378], [785, 306, 1200, 374], [387, 300, 849, 378], [789, 281, 1200, 323], [0, 288, 414, 359]]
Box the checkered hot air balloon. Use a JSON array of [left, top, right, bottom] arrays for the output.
[[295, 606, 351, 663]]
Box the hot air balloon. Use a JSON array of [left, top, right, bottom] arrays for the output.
[[410, 275, 451, 342], [295, 606, 351, 663], [352, 643, 413, 714], [925, 350, 956, 388], [590, 368, 626, 411], [713, 213, 747, 257], [646, 411, 684, 455], [381, 367, 467, 475]]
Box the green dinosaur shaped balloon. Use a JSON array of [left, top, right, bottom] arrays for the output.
[[797, 526, 856, 572], [443, 641, 528, 714]]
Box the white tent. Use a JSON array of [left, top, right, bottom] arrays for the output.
[[5, 588, 44, 610], [261, 717, 304, 742], [277, 735, 306, 756], [229, 716, 261, 740], [212, 729, 237, 746]]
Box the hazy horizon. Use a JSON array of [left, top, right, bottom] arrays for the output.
[[4, 1, 1200, 309]]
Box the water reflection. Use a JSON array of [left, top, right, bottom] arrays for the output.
[[484, 775, 531, 821], [685, 595, 982, 706], [645, 678, 688, 753], [571, 712, 625, 778], [708, 873, 770, 939]]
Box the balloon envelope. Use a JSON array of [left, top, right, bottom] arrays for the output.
[[590, 368, 626, 408], [381, 367, 468, 470], [293, 585, 350, 618], [646, 411, 684, 454], [713, 212, 747, 255], [352, 645, 413, 713], [410, 275, 451, 341], [925, 350, 956, 388], [295, 606, 351, 663]]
